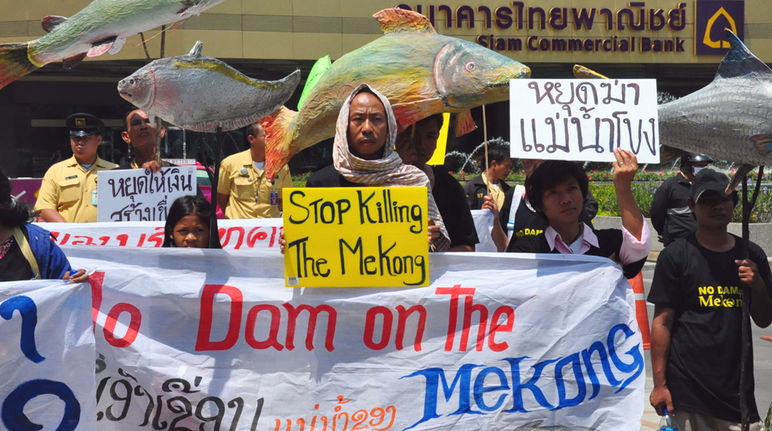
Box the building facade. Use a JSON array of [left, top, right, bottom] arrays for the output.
[[0, 0, 769, 176]]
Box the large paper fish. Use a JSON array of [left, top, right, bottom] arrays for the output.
[[0, 0, 225, 91], [118, 41, 301, 132], [261, 8, 531, 179], [658, 30, 771, 185]]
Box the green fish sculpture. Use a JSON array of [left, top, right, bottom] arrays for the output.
[[261, 8, 531, 179]]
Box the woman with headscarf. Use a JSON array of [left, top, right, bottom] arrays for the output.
[[306, 84, 450, 251], [0, 170, 88, 281]]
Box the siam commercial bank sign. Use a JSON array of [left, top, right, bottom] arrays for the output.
[[397, 1, 744, 57]]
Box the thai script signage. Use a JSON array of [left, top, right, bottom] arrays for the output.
[[97, 166, 196, 222], [398, 1, 745, 57], [282, 187, 430, 288], [509, 78, 660, 163]]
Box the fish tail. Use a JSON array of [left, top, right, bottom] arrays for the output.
[[0, 43, 39, 90], [261, 106, 297, 179]]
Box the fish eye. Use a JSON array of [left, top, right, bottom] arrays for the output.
[[129, 78, 135, 85], [464, 61, 477, 72]]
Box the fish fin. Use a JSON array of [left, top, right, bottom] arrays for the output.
[[659, 145, 685, 165], [108, 38, 126, 55], [261, 106, 298, 180], [41, 15, 67, 33], [716, 29, 772, 79], [87, 36, 117, 58], [297, 55, 331, 110], [62, 52, 87, 69], [454, 109, 477, 137], [752, 134, 772, 154], [188, 41, 204, 57], [572, 64, 609, 79], [391, 98, 445, 132], [373, 8, 436, 34], [727, 164, 756, 194], [0, 42, 38, 90]]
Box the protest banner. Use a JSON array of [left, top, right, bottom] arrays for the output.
[[0, 280, 95, 431], [1, 246, 644, 430], [10, 177, 42, 207], [282, 187, 430, 288], [509, 79, 660, 163], [97, 166, 196, 222], [39, 219, 283, 250]]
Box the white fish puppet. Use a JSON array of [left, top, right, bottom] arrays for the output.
[[118, 41, 301, 132], [0, 0, 225, 90]]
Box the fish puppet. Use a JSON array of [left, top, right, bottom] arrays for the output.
[[658, 29, 772, 188], [261, 8, 531, 179], [118, 41, 301, 132], [0, 0, 225, 90]]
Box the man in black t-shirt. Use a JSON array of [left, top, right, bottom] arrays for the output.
[[648, 169, 772, 430]]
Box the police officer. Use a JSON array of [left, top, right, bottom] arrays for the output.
[[650, 153, 713, 245], [35, 113, 118, 222]]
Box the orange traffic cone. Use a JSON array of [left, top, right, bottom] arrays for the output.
[[628, 272, 651, 350]]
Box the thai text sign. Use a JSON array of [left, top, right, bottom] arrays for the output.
[[509, 79, 660, 163], [282, 187, 429, 288], [97, 166, 196, 222], [3, 246, 644, 430]]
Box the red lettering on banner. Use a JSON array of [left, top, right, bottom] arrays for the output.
[[435, 284, 477, 351], [71, 235, 96, 246], [395, 305, 426, 351], [146, 227, 164, 247], [488, 306, 515, 352], [283, 303, 337, 351], [89, 271, 106, 332], [115, 234, 128, 246], [195, 284, 243, 351], [219, 227, 245, 249], [435, 284, 516, 352], [364, 306, 393, 350], [103, 303, 142, 347], [244, 304, 284, 350]]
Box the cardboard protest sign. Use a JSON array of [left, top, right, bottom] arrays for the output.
[[11, 246, 644, 430], [97, 166, 196, 222], [282, 187, 429, 287], [509, 79, 659, 163]]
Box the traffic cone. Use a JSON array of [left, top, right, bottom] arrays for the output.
[[628, 272, 651, 350]]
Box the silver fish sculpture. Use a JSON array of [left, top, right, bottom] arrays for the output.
[[0, 0, 225, 90], [118, 41, 301, 132], [658, 29, 772, 185]]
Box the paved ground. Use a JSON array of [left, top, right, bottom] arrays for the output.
[[638, 261, 772, 430]]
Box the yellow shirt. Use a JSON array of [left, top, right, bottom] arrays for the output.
[[217, 150, 292, 219], [482, 172, 506, 210], [34, 156, 118, 223]]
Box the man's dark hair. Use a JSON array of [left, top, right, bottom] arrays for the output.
[[525, 161, 589, 216], [246, 122, 264, 138], [416, 114, 443, 130]]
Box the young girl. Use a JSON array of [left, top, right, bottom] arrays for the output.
[[508, 148, 650, 277], [162, 196, 221, 248]]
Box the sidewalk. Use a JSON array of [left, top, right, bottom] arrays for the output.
[[640, 374, 662, 430]]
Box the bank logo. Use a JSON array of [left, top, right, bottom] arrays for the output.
[[696, 0, 744, 55]]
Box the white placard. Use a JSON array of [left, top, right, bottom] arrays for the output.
[[509, 79, 660, 163], [97, 166, 196, 222]]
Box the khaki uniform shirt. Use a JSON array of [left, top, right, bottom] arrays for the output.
[[218, 150, 292, 219], [35, 156, 118, 222]]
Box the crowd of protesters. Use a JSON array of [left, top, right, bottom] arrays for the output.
[[4, 85, 771, 430]]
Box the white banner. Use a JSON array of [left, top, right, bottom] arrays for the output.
[[0, 281, 96, 431], [38, 219, 283, 250], [97, 167, 196, 222], [509, 78, 660, 163], [0, 247, 645, 430]]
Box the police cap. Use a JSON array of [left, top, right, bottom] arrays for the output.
[[66, 112, 104, 137]]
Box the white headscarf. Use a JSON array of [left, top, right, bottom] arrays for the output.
[[333, 84, 450, 250]]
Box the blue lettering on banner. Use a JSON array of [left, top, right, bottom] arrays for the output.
[[2, 379, 80, 431], [0, 295, 44, 363], [402, 323, 643, 429]]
